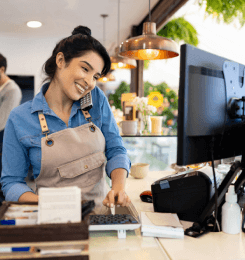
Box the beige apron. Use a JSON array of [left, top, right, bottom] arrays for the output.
[[35, 110, 109, 213]]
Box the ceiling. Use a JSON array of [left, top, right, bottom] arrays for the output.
[[1, 0, 159, 55]]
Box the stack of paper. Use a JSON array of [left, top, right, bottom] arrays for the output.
[[38, 186, 81, 224], [141, 211, 184, 239]]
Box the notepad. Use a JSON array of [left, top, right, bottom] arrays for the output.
[[141, 211, 184, 239]]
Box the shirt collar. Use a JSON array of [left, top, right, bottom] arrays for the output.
[[31, 82, 81, 115]]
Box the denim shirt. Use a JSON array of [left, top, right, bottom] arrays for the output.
[[1, 83, 131, 201]]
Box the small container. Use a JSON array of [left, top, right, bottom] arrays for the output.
[[222, 185, 241, 234], [130, 163, 149, 179]]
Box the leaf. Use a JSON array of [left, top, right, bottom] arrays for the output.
[[108, 81, 130, 110], [144, 60, 151, 70], [157, 17, 199, 46], [199, 0, 245, 27]]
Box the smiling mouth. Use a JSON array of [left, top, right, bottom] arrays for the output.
[[75, 82, 88, 94]]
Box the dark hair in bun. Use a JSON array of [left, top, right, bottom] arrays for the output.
[[43, 25, 110, 82], [72, 26, 91, 36]]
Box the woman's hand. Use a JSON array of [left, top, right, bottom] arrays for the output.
[[103, 189, 131, 208], [103, 168, 130, 208]]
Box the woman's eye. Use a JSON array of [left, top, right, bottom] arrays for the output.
[[82, 67, 88, 72], [94, 76, 99, 81]]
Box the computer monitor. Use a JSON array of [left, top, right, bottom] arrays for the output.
[[177, 44, 245, 224]]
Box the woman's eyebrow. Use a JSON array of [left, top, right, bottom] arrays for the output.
[[80, 61, 101, 77]]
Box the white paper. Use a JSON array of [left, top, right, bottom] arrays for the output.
[[142, 231, 184, 239], [140, 211, 184, 238], [38, 186, 81, 224], [40, 249, 82, 255]]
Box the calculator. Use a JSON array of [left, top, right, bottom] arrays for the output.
[[88, 203, 141, 238]]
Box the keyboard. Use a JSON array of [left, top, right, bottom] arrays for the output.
[[88, 203, 141, 238], [90, 214, 138, 225]]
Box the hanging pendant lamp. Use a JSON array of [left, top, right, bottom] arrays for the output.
[[119, 0, 179, 60], [98, 14, 115, 83], [98, 71, 115, 83], [110, 0, 137, 69]]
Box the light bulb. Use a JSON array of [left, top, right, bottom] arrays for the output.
[[138, 49, 159, 59], [27, 21, 42, 28]]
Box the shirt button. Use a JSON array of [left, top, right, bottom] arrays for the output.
[[84, 165, 88, 169]]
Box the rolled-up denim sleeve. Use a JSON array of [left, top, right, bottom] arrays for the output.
[[0, 114, 34, 201], [100, 94, 131, 178]]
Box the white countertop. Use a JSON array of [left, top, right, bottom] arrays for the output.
[[90, 170, 245, 260], [89, 171, 173, 260]]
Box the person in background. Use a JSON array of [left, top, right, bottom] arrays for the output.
[[0, 26, 131, 212], [0, 53, 22, 202], [0, 54, 22, 132]]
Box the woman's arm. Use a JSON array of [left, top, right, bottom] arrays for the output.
[[1, 114, 34, 201], [18, 192, 38, 202], [103, 168, 131, 207], [97, 88, 131, 207]]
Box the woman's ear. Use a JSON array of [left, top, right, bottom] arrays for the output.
[[56, 52, 65, 69]]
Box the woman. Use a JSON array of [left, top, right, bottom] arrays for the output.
[[0, 26, 131, 212]]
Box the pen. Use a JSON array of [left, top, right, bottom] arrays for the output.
[[0, 247, 32, 253], [111, 205, 115, 215], [0, 220, 16, 225], [111, 195, 119, 215]]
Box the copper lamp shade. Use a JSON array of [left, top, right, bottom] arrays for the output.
[[119, 22, 179, 60], [111, 47, 137, 70], [97, 71, 115, 83]]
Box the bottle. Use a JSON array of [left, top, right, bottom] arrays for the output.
[[222, 185, 241, 234]]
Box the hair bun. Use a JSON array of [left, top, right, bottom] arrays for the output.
[[72, 26, 91, 36]]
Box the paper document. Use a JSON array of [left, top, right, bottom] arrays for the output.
[[141, 212, 184, 239], [145, 212, 183, 228], [38, 186, 81, 224]]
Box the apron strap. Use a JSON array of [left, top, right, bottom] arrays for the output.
[[81, 110, 96, 132], [82, 110, 92, 122], [38, 112, 54, 147], [38, 112, 50, 134]]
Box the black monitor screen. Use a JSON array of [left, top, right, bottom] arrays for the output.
[[177, 44, 245, 224], [8, 75, 34, 104], [177, 44, 245, 166]]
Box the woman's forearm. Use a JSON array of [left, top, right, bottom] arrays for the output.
[[111, 168, 127, 191], [18, 192, 38, 202]]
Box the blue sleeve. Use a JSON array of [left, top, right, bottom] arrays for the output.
[[0, 113, 34, 201], [100, 93, 131, 178]]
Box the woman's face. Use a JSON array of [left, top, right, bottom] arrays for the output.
[[56, 51, 104, 101]]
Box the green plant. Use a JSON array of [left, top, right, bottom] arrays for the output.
[[198, 0, 245, 27], [144, 60, 151, 70], [157, 17, 199, 46], [144, 81, 178, 129], [108, 81, 130, 110], [145, 17, 199, 70]]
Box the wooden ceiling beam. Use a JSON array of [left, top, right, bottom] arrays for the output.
[[133, 0, 189, 36]]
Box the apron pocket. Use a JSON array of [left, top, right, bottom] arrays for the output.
[[57, 151, 106, 186]]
